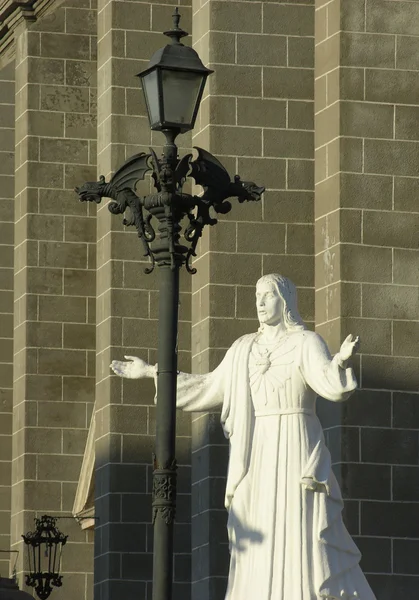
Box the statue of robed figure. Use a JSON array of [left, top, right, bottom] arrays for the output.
[[111, 274, 377, 600]]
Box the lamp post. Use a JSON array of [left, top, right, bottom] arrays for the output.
[[75, 9, 264, 600]]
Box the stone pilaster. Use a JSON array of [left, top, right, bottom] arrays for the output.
[[315, 0, 419, 595], [94, 1, 192, 598], [0, 58, 14, 579], [11, 2, 96, 596], [190, 1, 315, 598]]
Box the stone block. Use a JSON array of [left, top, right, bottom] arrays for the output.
[[122, 318, 158, 348], [393, 249, 419, 286], [25, 374, 62, 401], [211, 1, 261, 33], [341, 0, 365, 31], [361, 427, 419, 466], [287, 224, 314, 255], [340, 137, 363, 173], [237, 98, 286, 128], [315, 35, 339, 79], [264, 129, 313, 159], [65, 216, 96, 243], [342, 317, 391, 356], [340, 173, 392, 210], [64, 269, 96, 297], [65, 8, 96, 35], [66, 59, 97, 87], [237, 157, 286, 190], [237, 222, 285, 254], [37, 453, 83, 481], [341, 463, 390, 501], [340, 244, 392, 283], [210, 65, 261, 98], [112, 0, 150, 29], [366, 0, 419, 35], [38, 348, 87, 375], [21, 480, 62, 510], [26, 214, 63, 241], [341, 32, 395, 68], [363, 283, 419, 320], [263, 254, 314, 287], [288, 159, 314, 191], [209, 253, 261, 285], [39, 241, 88, 269], [31, 9, 65, 32], [341, 101, 394, 139], [340, 67, 365, 101], [288, 36, 314, 69], [394, 177, 419, 213], [40, 138, 89, 164], [363, 211, 419, 249], [393, 321, 419, 358], [41, 85, 90, 113], [64, 164, 97, 191], [366, 68, 419, 105], [207, 125, 262, 157], [340, 209, 361, 244], [364, 139, 419, 177], [363, 356, 419, 391], [264, 67, 314, 100], [264, 190, 313, 223], [40, 32, 90, 60], [396, 35, 419, 71], [63, 376, 94, 403], [26, 321, 63, 348], [264, 3, 314, 36], [39, 188, 88, 216], [24, 427, 62, 453], [27, 57, 64, 85], [65, 113, 96, 141], [395, 105, 419, 141], [38, 295, 86, 323], [393, 392, 419, 429], [199, 96, 236, 127], [315, 247, 341, 288], [237, 34, 287, 66], [0, 129, 14, 152], [288, 101, 314, 131], [64, 323, 95, 350]]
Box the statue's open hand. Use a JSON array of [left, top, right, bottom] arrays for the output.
[[339, 334, 360, 362], [110, 355, 154, 379]]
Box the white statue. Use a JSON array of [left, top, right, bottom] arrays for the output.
[[111, 274, 376, 600]]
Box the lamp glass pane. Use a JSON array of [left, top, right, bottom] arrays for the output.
[[142, 70, 161, 128], [162, 70, 203, 128]]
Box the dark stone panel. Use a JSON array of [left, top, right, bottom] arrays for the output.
[[107, 463, 147, 493], [394, 539, 419, 575], [173, 582, 191, 600], [354, 536, 391, 574], [393, 466, 419, 502], [342, 389, 392, 427], [393, 392, 419, 429], [174, 554, 192, 582], [361, 502, 419, 537], [342, 500, 360, 536], [327, 426, 360, 464], [361, 428, 419, 465], [105, 580, 147, 598], [192, 476, 226, 515], [192, 444, 229, 478], [121, 552, 153, 579], [341, 463, 391, 500], [121, 493, 151, 523], [95, 493, 121, 524], [368, 574, 419, 600], [106, 523, 147, 553]]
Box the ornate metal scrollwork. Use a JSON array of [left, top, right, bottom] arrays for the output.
[[75, 147, 264, 274], [152, 455, 177, 525]]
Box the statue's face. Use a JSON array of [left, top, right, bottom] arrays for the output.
[[256, 281, 283, 326]]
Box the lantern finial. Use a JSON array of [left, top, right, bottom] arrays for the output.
[[164, 8, 188, 44]]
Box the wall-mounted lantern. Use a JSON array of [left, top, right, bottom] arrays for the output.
[[22, 515, 68, 600]]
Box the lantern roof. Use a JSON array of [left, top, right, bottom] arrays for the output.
[[138, 8, 213, 78]]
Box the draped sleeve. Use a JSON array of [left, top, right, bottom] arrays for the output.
[[153, 345, 234, 413], [300, 331, 357, 402]]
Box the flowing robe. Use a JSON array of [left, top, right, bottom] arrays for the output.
[[172, 330, 376, 600]]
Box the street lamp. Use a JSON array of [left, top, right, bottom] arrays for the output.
[[75, 9, 264, 600], [22, 515, 68, 600]]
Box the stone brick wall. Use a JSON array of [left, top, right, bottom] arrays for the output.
[[190, 1, 315, 598], [10, 2, 97, 596], [94, 1, 192, 598], [315, 1, 419, 597], [0, 59, 14, 579]]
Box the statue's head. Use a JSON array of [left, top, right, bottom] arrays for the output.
[[255, 274, 306, 332]]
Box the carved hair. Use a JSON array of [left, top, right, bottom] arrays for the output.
[[256, 273, 306, 332]]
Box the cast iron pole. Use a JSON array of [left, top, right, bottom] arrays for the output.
[[150, 133, 180, 600]]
